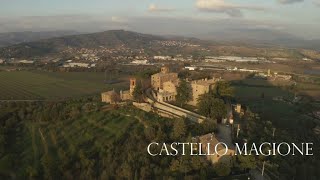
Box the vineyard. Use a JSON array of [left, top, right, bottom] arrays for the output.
[[0, 71, 127, 100]]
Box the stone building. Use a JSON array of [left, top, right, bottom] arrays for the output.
[[199, 133, 235, 165], [151, 66, 179, 90], [151, 67, 218, 105], [163, 80, 179, 94], [156, 79, 180, 102], [188, 78, 218, 106], [101, 78, 136, 103], [157, 90, 177, 102], [101, 90, 119, 104], [120, 78, 136, 101]]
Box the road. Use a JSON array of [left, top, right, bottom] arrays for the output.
[[144, 88, 206, 123]]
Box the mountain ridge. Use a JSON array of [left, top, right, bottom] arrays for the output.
[[0, 29, 319, 59], [0, 30, 80, 48]]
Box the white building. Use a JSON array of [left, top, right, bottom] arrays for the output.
[[185, 66, 198, 71], [19, 60, 34, 64], [131, 59, 149, 65], [63, 63, 90, 68], [205, 56, 266, 62], [154, 56, 172, 60], [0, 59, 4, 64], [302, 58, 312, 61]]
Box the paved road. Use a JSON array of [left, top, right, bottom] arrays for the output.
[[216, 124, 233, 147], [144, 88, 206, 123]]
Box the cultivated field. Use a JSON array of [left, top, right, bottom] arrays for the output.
[[232, 78, 318, 128], [0, 71, 128, 100]]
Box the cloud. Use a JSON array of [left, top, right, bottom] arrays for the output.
[[0, 15, 129, 33], [0, 15, 318, 39], [111, 16, 128, 23], [314, 0, 320, 6], [277, 0, 304, 4], [195, 0, 266, 17], [148, 4, 175, 12]]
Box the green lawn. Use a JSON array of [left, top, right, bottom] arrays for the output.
[[0, 71, 128, 100]]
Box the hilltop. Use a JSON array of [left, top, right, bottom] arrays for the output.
[[0, 30, 168, 58], [0, 30, 319, 60], [0, 30, 79, 47]]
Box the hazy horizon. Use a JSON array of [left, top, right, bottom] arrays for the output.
[[1, 0, 320, 40]]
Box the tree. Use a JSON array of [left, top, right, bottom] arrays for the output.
[[176, 79, 192, 107], [171, 119, 187, 140], [118, 161, 133, 179], [213, 163, 231, 177], [198, 91, 227, 121], [215, 81, 234, 101], [178, 70, 191, 79], [133, 80, 144, 102], [236, 155, 256, 171]]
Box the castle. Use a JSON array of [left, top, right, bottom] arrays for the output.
[[151, 66, 218, 106], [102, 66, 219, 106]]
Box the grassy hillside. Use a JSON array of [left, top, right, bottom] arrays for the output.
[[0, 100, 217, 179], [0, 101, 142, 179]]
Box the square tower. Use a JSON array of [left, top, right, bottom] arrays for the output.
[[130, 78, 136, 95]]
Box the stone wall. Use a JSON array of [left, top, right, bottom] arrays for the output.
[[133, 102, 152, 112]]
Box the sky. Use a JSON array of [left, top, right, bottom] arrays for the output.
[[0, 0, 320, 39]]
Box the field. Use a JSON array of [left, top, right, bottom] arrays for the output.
[[232, 78, 318, 128], [232, 79, 293, 100], [0, 71, 128, 100]]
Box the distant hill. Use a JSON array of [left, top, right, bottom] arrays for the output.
[[0, 29, 319, 60], [0, 31, 79, 48], [0, 30, 168, 58], [197, 28, 320, 50]]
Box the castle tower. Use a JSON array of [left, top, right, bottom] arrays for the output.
[[236, 104, 241, 114], [161, 66, 170, 73], [268, 69, 271, 77], [130, 78, 136, 96]]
